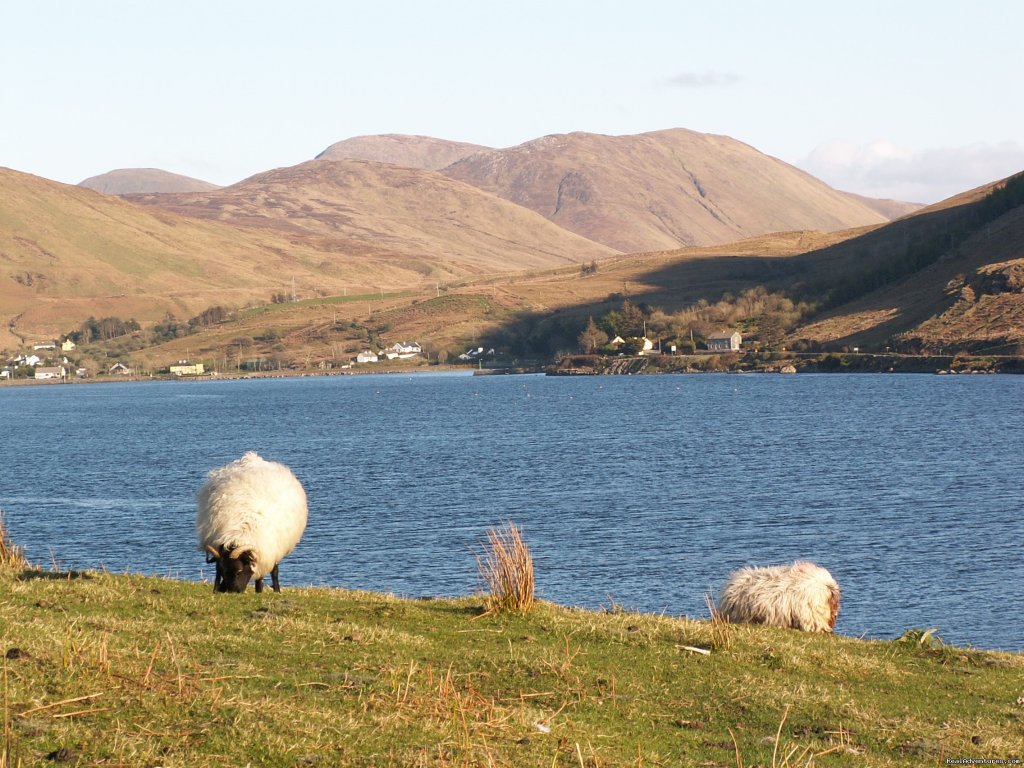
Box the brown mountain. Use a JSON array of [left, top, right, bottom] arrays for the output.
[[79, 168, 220, 195], [125, 159, 614, 269], [315, 134, 488, 170], [441, 128, 899, 252]]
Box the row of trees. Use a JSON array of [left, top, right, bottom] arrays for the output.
[[71, 316, 141, 343], [67, 305, 233, 348]]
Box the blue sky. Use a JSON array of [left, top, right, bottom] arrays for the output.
[[3, 0, 1022, 202]]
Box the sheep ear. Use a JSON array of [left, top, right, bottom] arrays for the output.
[[230, 546, 255, 561], [205, 545, 222, 561]]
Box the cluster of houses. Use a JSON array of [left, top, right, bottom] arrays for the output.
[[608, 330, 743, 355], [352, 343, 503, 365], [2, 339, 84, 381], [353, 341, 423, 364]]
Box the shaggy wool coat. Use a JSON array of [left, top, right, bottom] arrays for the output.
[[196, 452, 308, 581], [718, 561, 840, 633]]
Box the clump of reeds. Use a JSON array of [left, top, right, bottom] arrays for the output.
[[476, 521, 534, 615], [0, 511, 28, 570]]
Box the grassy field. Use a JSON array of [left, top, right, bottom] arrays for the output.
[[2, 551, 1022, 766]]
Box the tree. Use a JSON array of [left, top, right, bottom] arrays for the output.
[[619, 299, 647, 337], [757, 313, 787, 351], [577, 317, 608, 354]]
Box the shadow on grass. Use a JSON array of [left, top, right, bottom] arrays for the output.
[[16, 568, 94, 582]]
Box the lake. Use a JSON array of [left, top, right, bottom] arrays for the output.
[[1, 371, 1020, 651]]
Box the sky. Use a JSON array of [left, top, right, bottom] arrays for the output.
[[3, 0, 1022, 204]]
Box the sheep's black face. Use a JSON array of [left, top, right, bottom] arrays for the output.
[[208, 545, 255, 593]]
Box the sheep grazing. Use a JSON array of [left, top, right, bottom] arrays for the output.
[[717, 561, 840, 633], [196, 452, 307, 594]]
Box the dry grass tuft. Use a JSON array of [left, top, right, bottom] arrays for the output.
[[705, 592, 732, 650], [0, 512, 28, 570], [476, 522, 535, 615]]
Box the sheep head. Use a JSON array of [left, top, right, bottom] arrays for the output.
[[205, 544, 257, 593]]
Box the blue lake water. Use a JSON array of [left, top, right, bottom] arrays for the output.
[[1, 372, 1021, 651]]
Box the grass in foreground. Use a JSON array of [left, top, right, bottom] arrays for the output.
[[0, 566, 1021, 767]]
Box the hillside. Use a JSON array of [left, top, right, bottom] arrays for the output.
[[93, 229, 857, 374], [125, 159, 614, 271], [792, 174, 1024, 352], [315, 133, 488, 170], [79, 167, 220, 194], [461, 171, 1024, 357], [0, 168, 605, 349], [0, 169, 356, 347], [442, 128, 895, 252]]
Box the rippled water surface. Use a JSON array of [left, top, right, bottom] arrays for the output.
[[1, 372, 1021, 650]]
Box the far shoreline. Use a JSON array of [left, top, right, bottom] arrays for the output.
[[4, 350, 1024, 390]]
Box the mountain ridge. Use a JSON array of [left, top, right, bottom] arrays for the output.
[[315, 134, 488, 170]]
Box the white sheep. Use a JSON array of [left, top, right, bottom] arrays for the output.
[[717, 561, 840, 633], [196, 452, 308, 593]]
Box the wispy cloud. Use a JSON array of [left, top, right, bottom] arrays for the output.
[[801, 140, 1024, 203], [663, 71, 741, 88]]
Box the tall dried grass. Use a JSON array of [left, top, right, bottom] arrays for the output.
[[705, 592, 732, 650], [476, 522, 534, 615], [0, 512, 27, 570]]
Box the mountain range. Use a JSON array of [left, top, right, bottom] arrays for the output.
[[2, 127, 1019, 361], [85, 129, 919, 253]]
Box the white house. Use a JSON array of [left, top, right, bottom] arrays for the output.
[[355, 350, 379, 364], [706, 331, 742, 352], [34, 366, 66, 380], [382, 341, 422, 360], [169, 360, 205, 376]]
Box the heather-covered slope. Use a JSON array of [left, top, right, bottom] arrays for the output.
[[442, 128, 894, 251]]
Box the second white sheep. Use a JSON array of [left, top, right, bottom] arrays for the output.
[[717, 560, 840, 633]]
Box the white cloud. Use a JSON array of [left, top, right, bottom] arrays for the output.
[[663, 71, 741, 88], [801, 140, 1024, 203]]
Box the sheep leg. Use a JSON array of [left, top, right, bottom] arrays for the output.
[[254, 577, 264, 594], [270, 564, 281, 593]]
